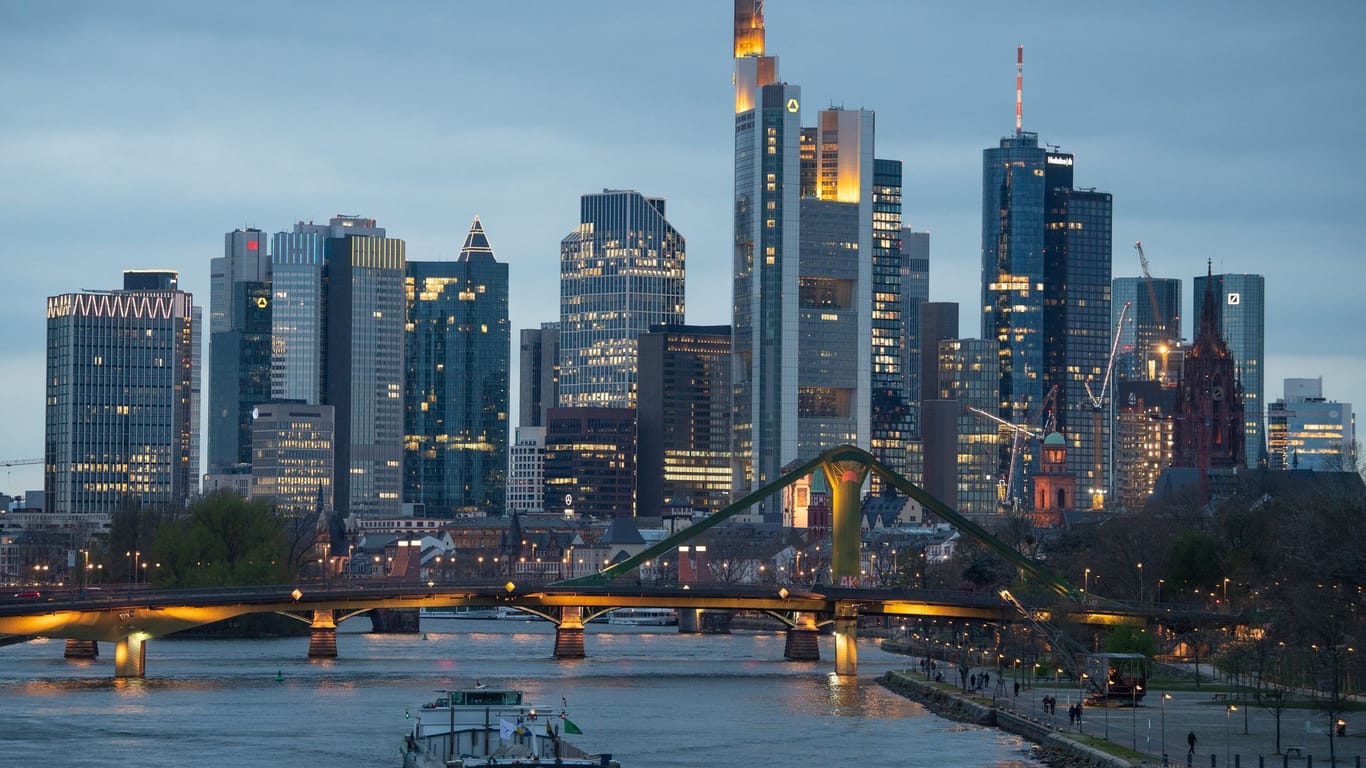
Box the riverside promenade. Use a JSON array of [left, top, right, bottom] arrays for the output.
[[880, 639, 1364, 767]]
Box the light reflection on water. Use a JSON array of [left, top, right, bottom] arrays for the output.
[[0, 621, 1039, 767]]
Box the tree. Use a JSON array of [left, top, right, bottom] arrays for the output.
[[149, 492, 292, 587]]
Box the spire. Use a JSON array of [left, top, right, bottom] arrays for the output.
[[1015, 45, 1024, 134], [1199, 259, 1219, 342], [458, 216, 495, 263]]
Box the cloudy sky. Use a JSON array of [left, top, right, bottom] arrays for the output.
[[2, 1, 1363, 496]]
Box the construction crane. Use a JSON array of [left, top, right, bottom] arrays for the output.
[[1133, 242, 1174, 383], [1080, 302, 1130, 508], [1, 459, 42, 467], [965, 385, 1059, 512]]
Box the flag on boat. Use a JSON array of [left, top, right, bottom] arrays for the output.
[[499, 718, 516, 740], [563, 718, 583, 735]]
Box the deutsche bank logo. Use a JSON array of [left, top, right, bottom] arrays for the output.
[[1227, 292, 1241, 305]]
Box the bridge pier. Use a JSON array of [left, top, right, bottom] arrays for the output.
[[64, 639, 98, 659], [554, 607, 585, 659], [677, 607, 700, 634], [784, 612, 820, 661], [308, 610, 338, 658], [833, 604, 858, 676], [114, 634, 147, 678]]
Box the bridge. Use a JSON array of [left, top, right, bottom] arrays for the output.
[[0, 446, 1216, 678]]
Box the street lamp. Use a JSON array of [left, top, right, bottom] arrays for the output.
[[1225, 704, 1237, 766], [1160, 692, 1172, 766], [1136, 562, 1144, 604], [1222, 577, 1230, 606], [1084, 568, 1091, 597]]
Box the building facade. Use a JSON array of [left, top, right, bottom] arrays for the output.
[[542, 408, 636, 520], [869, 159, 911, 477], [270, 222, 329, 405], [518, 323, 560, 428], [45, 273, 200, 514], [1267, 378, 1355, 471], [558, 190, 685, 409], [1193, 272, 1265, 467], [208, 227, 272, 475], [637, 325, 732, 517], [900, 229, 930, 406], [1113, 380, 1177, 509], [323, 216, 406, 517], [981, 130, 1112, 506], [1113, 276, 1181, 384], [938, 338, 1001, 518], [507, 426, 546, 515], [250, 402, 334, 518], [404, 217, 510, 517]]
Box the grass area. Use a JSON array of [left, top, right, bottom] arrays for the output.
[[1067, 732, 1148, 762]]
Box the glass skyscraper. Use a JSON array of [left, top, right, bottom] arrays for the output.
[[270, 222, 328, 404], [558, 189, 684, 409], [900, 229, 930, 407], [404, 217, 510, 517], [323, 216, 406, 517], [869, 159, 911, 477], [1194, 272, 1266, 467], [1113, 276, 1181, 384], [208, 228, 272, 474], [45, 273, 199, 514], [938, 338, 1001, 518], [733, 1, 882, 518], [982, 130, 1112, 506]]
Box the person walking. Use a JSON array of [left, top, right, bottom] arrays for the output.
[[1187, 731, 1197, 755]]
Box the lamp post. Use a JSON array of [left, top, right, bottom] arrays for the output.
[[1137, 562, 1144, 604], [1160, 692, 1171, 766], [1157, 578, 1164, 604], [1222, 577, 1230, 607], [1225, 704, 1237, 766], [1084, 568, 1091, 599]]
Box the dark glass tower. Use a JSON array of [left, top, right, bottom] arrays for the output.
[[208, 228, 271, 474], [637, 325, 732, 517], [404, 217, 510, 516], [1113, 276, 1181, 383], [869, 159, 911, 477], [982, 131, 1111, 506], [900, 229, 930, 405]]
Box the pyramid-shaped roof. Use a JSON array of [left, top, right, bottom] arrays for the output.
[[458, 216, 496, 263]]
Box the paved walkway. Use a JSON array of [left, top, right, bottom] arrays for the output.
[[903, 657, 1363, 766]]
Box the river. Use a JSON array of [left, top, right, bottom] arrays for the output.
[[0, 619, 1041, 767]]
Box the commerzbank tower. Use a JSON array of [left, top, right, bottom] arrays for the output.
[[731, 0, 913, 520]]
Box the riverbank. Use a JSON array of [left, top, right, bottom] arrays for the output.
[[878, 670, 1137, 768]]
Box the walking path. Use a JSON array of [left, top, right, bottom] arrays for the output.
[[887, 648, 1363, 766]]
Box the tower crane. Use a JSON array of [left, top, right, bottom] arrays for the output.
[[1133, 241, 1174, 382], [0, 459, 42, 467], [1080, 303, 1130, 508], [965, 385, 1059, 512]]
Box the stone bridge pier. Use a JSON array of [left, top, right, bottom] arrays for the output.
[[114, 633, 148, 678], [554, 606, 585, 659], [308, 610, 337, 658], [784, 612, 820, 661]]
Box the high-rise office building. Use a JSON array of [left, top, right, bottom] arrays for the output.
[[270, 222, 329, 404], [559, 190, 685, 409], [1194, 272, 1265, 467], [1267, 378, 1355, 471], [323, 216, 406, 517], [1113, 380, 1177, 509], [250, 402, 334, 518], [1113, 276, 1181, 384], [900, 229, 930, 405], [982, 121, 1111, 506], [543, 408, 636, 519], [507, 426, 546, 515], [869, 160, 912, 477], [732, 1, 879, 518], [938, 338, 1001, 517], [404, 217, 510, 517], [637, 325, 732, 517], [208, 228, 272, 474], [518, 323, 561, 428], [45, 272, 200, 514]]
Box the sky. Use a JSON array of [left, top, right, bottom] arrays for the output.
[[2, 1, 1363, 497]]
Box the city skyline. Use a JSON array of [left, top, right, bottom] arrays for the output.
[[4, 1, 1364, 494]]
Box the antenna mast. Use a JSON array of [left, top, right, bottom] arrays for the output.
[[1015, 45, 1023, 134]]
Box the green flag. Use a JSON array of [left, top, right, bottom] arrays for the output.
[[563, 718, 583, 735]]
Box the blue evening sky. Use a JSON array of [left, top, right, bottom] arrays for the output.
[[1, 1, 1362, 495]]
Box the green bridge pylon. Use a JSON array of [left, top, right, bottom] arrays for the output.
[[555, 444, 1074, 597]]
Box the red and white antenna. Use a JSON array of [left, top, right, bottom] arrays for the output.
[[1015, 45, 1023, 134]]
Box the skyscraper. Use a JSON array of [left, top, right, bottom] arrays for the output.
[[869, 160, 912, 477], [45, 272, 199, 514], [208, 228, 272, 474], [981, 112, 1111, 505], [404, 217, 510, 517], [270, 222, 329, 404], [250, 402, 334, 518], [900, 229, 930, 405], [938, 338, 1001, 517], [1267, 378, 1355, 471], [323, 216, 406, 517], [518, 323, 560, 428], [732, 1, 880, 517], [543, 407, 636, 519], [1194, 272, 1265, 467], [1112, 276, 1181, 383], [637, 325, 732, 517], [559, 190, 685, 409]]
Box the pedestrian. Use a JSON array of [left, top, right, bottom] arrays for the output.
[[983, 672, 990, 688], [969, 673, 977, 689], [1187, 731, 1197, 755], [1014, 681, 1020, 697]]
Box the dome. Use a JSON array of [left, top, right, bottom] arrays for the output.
[[1043, 432, 1067, 447]]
